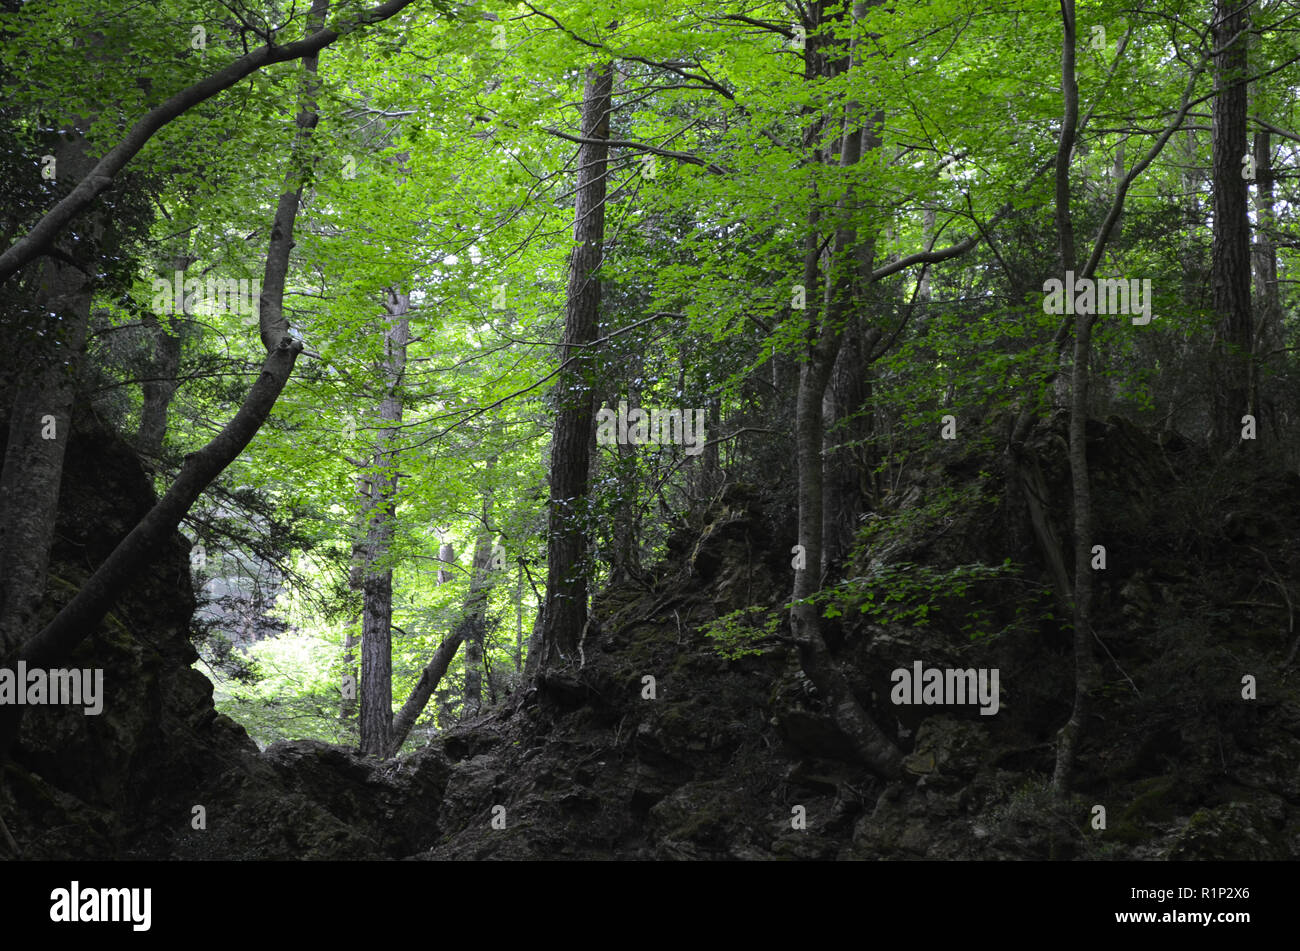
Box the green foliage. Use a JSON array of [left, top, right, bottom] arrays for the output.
[[701, 605, 781, 661], [211, 633, 351, 748], [7, 0, 1300, 761], [812, 560, 1019, 640]]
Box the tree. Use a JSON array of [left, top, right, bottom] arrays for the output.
[[1210, 0, 1254, 450], [358, 288, 409, 756], [538, 61, 614, 670]]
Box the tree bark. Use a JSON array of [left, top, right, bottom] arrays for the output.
[[1210, 0, 1253, 450], [821, 115, 882, 576], [1251, 130, 1281, 443], [358, 287, 409, 757], [135, 308, 183, 458], [788, 0, 901, 780], [0, 118, 100, 658], [386, 627, 465, 756], [1050, 0, 1101, 797], [463, 475, 494, 715], [539, 63, 612, 669]]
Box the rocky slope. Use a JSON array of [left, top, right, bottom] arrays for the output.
[[2, 410, 1297, 860]]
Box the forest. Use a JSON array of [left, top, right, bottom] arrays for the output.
[[0, 0, 1298, 867]]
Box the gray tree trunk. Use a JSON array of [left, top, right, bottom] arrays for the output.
[[463, 473, 494, 715], [0, 119, 99, 658], [788, 0, 901, 780], [1251, 130, 1281, 445], [135, 303, 184, 458], [1050, 0, 1101, 797], [359, 287, 409, 757]]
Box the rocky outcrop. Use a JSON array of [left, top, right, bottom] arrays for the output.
[[2, 411, 1297, 860]]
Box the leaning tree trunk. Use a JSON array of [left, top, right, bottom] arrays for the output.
[[538, 63, 612, 669], [387, 497, 497, 756], [0, 2, 324, 760]]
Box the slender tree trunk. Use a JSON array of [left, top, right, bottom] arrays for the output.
[[605, 390, 641, 585], [1210, 0, 1253, 450], [341, 628, 358, 722], [1051, 0, 1101, 797], [789, 0, 901, 780], [387, 628, 465, 756], [136, 241, 191, 458], [343, 468, 371, 725], [539, 63, 612, 669], [135, 309, 183, 458], [437, 534, 455, 585], [515, 561, 524, 672], [822, 114, 882, 575], [359, 287, 409, 756], [463, 474, 494, 715], [1251, 130, 1281, 445]]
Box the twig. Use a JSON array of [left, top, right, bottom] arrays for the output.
[[1249, 546, 1297, 667], [1090, 623, 1141, 697]]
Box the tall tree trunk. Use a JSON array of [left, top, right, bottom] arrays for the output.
[[1210, 0, 1253, 450], [136, 241, 191, 458], [538, 63, 612, 669], [135, 309, 183, 458], [514, 560, 524, 672], [0, 120, 99, 658], [463, 469, 494, 715], [789, 0, 901, 780], [822, 114, 882, 576], [343, 471, 372, 724], [359, 287, 409, 756], [1251, 130, 1281, 444], [1051, 0, 1101, 797]]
